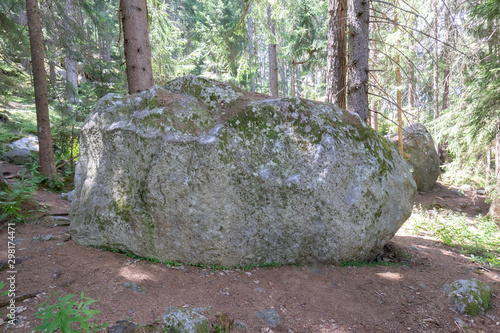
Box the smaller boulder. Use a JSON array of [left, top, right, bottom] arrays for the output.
[[9, 135, 39, 151], [1, 148, 33, 165], [162, 307, 209, 333], [444, 279, 492, 316], [256, 309, 281, 328], [388, 123, 440, 192]]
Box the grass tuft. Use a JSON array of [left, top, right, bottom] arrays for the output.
[[399, 205, 500, 268]]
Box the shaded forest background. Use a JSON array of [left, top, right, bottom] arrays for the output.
[[1, 0, 500, 191]]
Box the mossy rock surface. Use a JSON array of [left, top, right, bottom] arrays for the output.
[[387, 123, 440, 192], [70, 75, 416, 266], [444, 279, 493, 316], [162, 306, 209, 333]]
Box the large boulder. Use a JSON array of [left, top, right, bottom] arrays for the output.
[[388, 123, 440, 192], [70, 75, 416, 266]]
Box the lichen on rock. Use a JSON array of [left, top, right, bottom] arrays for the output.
[[444, 279, 493, 316], [70, 75, 416, 266]]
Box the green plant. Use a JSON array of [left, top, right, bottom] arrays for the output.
[[0, 178, 38, 223], [399, 206, 500, 268], [0, 281, 9, 296], [33, 292, 108, 333]]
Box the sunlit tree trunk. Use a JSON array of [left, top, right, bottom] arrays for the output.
[[26, 0, 57, 179], [247, 4, 255, 92], [120, 0, 154, 94], [347, 0, 370, 122], [326, 0, 347, 109], [433, 2, 439, 121], [268, 4, 279, 98]]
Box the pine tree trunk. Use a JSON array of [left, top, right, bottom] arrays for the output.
[[433, 2, 439, 121], [347, 0, 370, 122], [488, 130, 500, 220], [26, 0, 57, 179], [64, 0, 79, 104], [247, 4, 255, 92], [120, 0, 154, 94], [326, 0, 347, 109], [267, 4, 279, 98]]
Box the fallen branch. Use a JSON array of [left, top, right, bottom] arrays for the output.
[[0, 291, 41, 308], [56, 154, 80, 170]]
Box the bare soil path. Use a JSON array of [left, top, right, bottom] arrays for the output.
[[0, 162, 499, 332]]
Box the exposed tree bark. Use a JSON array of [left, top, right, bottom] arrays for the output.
[[488, 130, 500, 220], [64, 0, 79, 104], [326, 0, 347, 109], [120, 0, 154, 94], [247, 4, 255, 92], [433, 2, 439, 121], [280, 59, 287, 97], [347, 0, 370, 122], [395, 10, 403, 155], [26, 0, 57, 179], [267, 4, 279, 98], [441, 10, 451, 112]]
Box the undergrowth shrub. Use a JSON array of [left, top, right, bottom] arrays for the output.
[[0, 178, 38, 223], [34, 292, 108, 333]]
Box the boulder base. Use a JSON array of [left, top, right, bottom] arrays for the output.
[[70, 75, 416, 266], [388, 123, 440, 192]]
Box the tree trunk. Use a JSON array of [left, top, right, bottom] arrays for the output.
[[488, 130, 500, 220], [433, 2, 439, 121], [441, 10, 451, 112], [267, 4, 279, 98], [120, 0, 154, 94], [64, 0, 79, 104], [247, 4, 255, 92], [292, 57, 296, 97], [26, 0, 57, 179], [347, 0, 370, 122], [326, 0, 347, 109]]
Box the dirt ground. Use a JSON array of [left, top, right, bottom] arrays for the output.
[[0, 162, 499, 333]]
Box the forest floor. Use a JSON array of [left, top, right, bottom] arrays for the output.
[[0, 161, 499, 333]]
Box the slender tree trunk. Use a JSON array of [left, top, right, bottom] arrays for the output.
[[292, 57, 296, 97], [280, 59, 287, 97], [433, 3, 439, 121], [247, 4, 255, 92], [105, 31, 112, 63], [120, 0, 154, 94], [26, 0, 57, 179], [326, 0, 347, 109], [64, 0, 79, 104], [267, 4, 279, 98], [441, 10, 451, 112], [347, 0, 370, 122], [488, 130, 500, 220], [372, 100, 379, 131], [395, 10, 403, 155]]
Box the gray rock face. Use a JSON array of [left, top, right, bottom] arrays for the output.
[[256, 309, 281, 328], [388, 123, 440, 192], [1, 148, 33, 165], [70, 75, 416, 266], [9, 135, 39, 151], [162, 307, 209, 333], [444, 279, 492, 316]]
